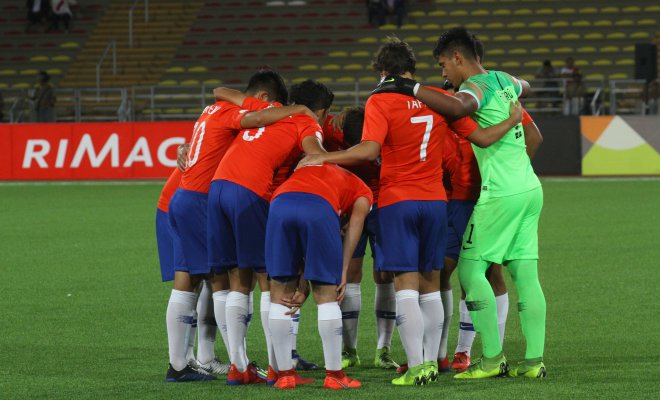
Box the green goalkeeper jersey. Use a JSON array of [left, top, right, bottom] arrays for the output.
[[458, 70, 541, 198]]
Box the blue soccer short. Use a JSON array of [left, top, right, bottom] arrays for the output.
[[266, 192, 342, 285], [376, 200, 448, 273], [156, 208, 175, 282], [168, 189, 211, 275], [208, 180, 268, 272], [352, 206, 379, 267], [445, 199, 476, 261]]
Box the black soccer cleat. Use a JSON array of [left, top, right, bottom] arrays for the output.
[[165, 363, 216, 382]]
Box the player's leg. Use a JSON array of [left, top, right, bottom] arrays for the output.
[[210, 272, 230, 361], [225, 267, 253, 383], [340, 257, 363, 369], [268, 278, 299, 388], [453, 282, 475, 371], [373, 270, 398, 368], [195, 279, 218, 367], [255, 270, 278, 377], [486, 264, 509, 346]]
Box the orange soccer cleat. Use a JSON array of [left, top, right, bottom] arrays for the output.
[[396, 363, 408, 375], [451, 352, 471, 372], [274, 369, 296, 389], [438, 356, 451, 372], [323, 370, 362, 390], [226, 364, 246, 386], [266, 366, 279, 386]]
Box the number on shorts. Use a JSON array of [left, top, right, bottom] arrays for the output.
[[410, 115, 433, 161], [187, 121, 206, 167], [242, 127, 266, 142], [466, 223, 475, 244]]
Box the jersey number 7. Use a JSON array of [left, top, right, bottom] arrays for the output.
[[410, 115, 433, 162]]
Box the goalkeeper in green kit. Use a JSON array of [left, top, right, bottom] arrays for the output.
[[373, 27, 546, 379]]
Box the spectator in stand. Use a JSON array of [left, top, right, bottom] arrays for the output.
[[26, 0, 46, 33], [47, 0, 74, 33], [535, 60, 560, 108], [367, 0, 384, 26], [560, 57, 586, 115], [368, 0, 406, 28], [32, 71, 56, 122]]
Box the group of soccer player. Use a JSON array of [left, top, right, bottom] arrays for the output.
[[155, 26, 547, 389]]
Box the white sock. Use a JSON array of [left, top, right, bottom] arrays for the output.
[[269, 302, 293, 371], [291, 311, 300, 352], [243, 290, 254, 366], [185, 309, 197, 363], [166, 289, 197, 371], [496, 293, 509, 347], [395, 290, 424, 367], [318, 302, 343, 371], [419, 291, 443, 363], [260, 292, 277, 371], [439, 290, 453, 360], [196, 281, 217, 364], [340, 283, 361, 350], [455, 299, 476, 356], [212, 290, 230, 357], [226, 291, 249, 372], [375, 283, 396, 349]]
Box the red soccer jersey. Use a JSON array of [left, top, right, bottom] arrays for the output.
[[214, 114, 323, 201], [179, 97, 269, 193], [361, 89, 478, 208], [443, 131, 480, 201], [157, 168, 182, 212], [267, 149, 302, 199], [323, 114, 381, 204], [273, 164, 373, 215]]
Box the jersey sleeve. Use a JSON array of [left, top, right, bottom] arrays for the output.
[[501, 72, 523, 97], [521, 108, 534, 125], [322, 115, 346, 151], [361, 97, 389, 145], [296, 115, 323, 151], [242, 97, 273, 111], [458, 79, 485, 110], [449, 115, 479, 139]]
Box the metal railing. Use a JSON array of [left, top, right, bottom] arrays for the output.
[[128, 0, 149, 48], [96, 40, 117, 101], [609, 79, 660, 115]]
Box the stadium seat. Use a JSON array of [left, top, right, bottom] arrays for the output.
[[359, 76, 377, 83], [329, 51, 348, 57], [428, 10, 447, 17], [638, 19, 656, 26], [158, 80, 178, 86], [52, 55, 71, 62], [60, 42, 79, 48], [482, 61, 498, 69], [358, 37, 377, 43], [336, 77, 356, 83], [422, 23, 440, 30], [623, 45, 635, 52], [557, 8, 576, 14], [321, 64, 341, 71], [417, 62, 431, 69], [509, 48, 528, 55], [550, 21, 569, 28], [165, 67, 184, 73], [536, 8, 554, 15], [485, 22, 504, 29], [488, 48, 505, 55], [586, 73, 605, 80], [449, 10, 468, 16], [46, 69, 62, 75], [465, 22, 483, 29], [538, 33, 557, 40], [524, 61, 542, 68], [514, 9, 532, 15], [609, 73, 628, 80], [615, 20, 634, 26], [629, 32, 650, 39], [592, 59, 612, 66], [606, 32, 625, 39], [571, 20, 591, 27], [419, 50, 433, 57], [600, 46, 619, 53], [492, 9, 511, 16], [203, 79, 222, 85], [493, 35, 512, 41], [181, 80, 200, 85], [594, 20, 612, 27], [600, 6, 619, 13], [531, 48, 550, 54], [471, 9, 489, 16], [584, 33, 604, 40], [401, 24, 419, 30], [188, 66, 207, 73], [343, 64, 363, 70], [506, 22, 525, 29], [579, 7, 597, 14], [12, 82, 30, 89], [408, 11, 425, 17], [555, 47, 573, 54], [20, 69, 38, 76], [299, 64, 319, 71], [577, 46, 597, 53], [404, 36, 422, 43], [378, 24, 397, 30], [615, 59, 634, 66], [644, 5, 660, 12], [515, 34, 534, 41], [0, 69, 17, 76], [501, 61, 521, 68], [622, 6, 641, 13], [30, 55, 49, 62], [351, 51, 370, 57], [561, 33, 580, 40], [317, 77, 333, 84], [291, 77, 309, 83], [528, 21, 547, 28]]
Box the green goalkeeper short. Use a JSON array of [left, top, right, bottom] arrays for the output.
[[459, 186, 543, 264]]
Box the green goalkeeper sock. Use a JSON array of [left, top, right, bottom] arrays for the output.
[[457, 257, 502, 359], [508, 259, 546, 360]]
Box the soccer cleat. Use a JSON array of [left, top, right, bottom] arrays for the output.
[[165, 363, 216, 383], [226, 364, 246, 386], [424, 361, 439, 383], [454, 354, 508, 379], [396, 363, 408, 375], [391, 364, 428, 386], [438, 356, 451, 372], [274, 374, 296, 389], [451, 352, 471, 372], [324, 370, 362, 390], [293, 372, 315, 385], [341, 348, 361, 369], [509, 360, 546, 379], [292, 350, 320, 370], [266, 366, 279, 386], [197, 358, 230, 376], [247, 362, 267, 384], [374, 346, 399, 369]]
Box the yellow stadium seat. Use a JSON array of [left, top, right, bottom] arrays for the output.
[[401, 24, 419, 30], [572, 21, 590, 27], [465, 23, 483, 29], [493, 35, 512, 41], [471, 9, 489, 16], [30, 55, 49, 62], [524, 61, 542, 67], [644, 5, 660, 12], [531, 48, 550, 54], [203, 79, 222, 85], [592, 59, 612, 66], [449, 10, 468, 16], [189, 66, 207, 73], [514, 9, 532, 15], [550, 21, 569, 28], [482, 61, 498, 69], [379, 24, 397, 30], [317, 77, 333, 84], [404, 36, 422, 43], [336, 77, 356, 83], [492, 9, 511, 16], [577, 46, 596, 53], [166, 66, 184, 73], [444, 23, 461, 29], [615, 59, 634, 66], [20, 69, 38, 76], [158, 80, 177, 86], [516, 34, 534, 41], [291, 77, 308, 83], [600, 6, 618, 13], [579, 7, 597, 14], [358, 37, 377, 43], [485, 22, 504, 29], [0, 83, 8, 89], [629, 32, 650, 39], [507, 22, 525, 29], [509, 48, 528, 55], [606, 32, 626, 39], [609, 73, 628, 80], [615, 20, 634, 26], [623, 45, 634, 52], [419, 50, 433, 57], [479, 34, 490, 41], [528, 21, 548, 28], [488, 49, 505, 55], [299, 64, 318, 71], [351, 51, 370, 57], [329, 51, 348, 57], [52, 55, 71, 62], [557, 8, 575, 14], [60, 42, 79, 48], [12, 82, 30, 89], [321, 64, 340, 71], [622, 6, 641, 13], [593, 20, 612, 27], [585, 73, 605, 80], [584, 33, 604, 40], [536, 8, 554, 15], [538, 33, 558, 40], [600, 46, 619, 53], [422, 23, 441, 30], [359, 76, 376, 83], [638, 19, 656, 26], [180, 79, 199, 85], [408, 11, 425, 17], [46, 68, 62, 75], [501, 61, 521, 68], [425, 36, 437, 43], [561, 33, 580, 40], [417, 62, 431, 69], [555, 47, 573, 54], [428, 10, 447, 17], [343, 64, 362, 70]]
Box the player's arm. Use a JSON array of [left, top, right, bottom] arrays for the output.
[[518, 78, 531, 98], [296, 141, 380, 169], [462, 101, 523, 148], [176, 143, 189, 171], [301, 134, 327, 156], [240, 105, 316, 128], [523, 120, 543, 159], [213, 87, 246, 106], [337, 197, 371, 303]]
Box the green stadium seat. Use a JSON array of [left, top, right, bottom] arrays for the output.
[[584, 33, 604, 40], [158, 80, 177, 86], [622, 45, 635, 52], [359, 76, 376, 83], [317, 77, 333, 84], [644, 5, 660, 12], [482, 61, 498, 69], [0, 83, 8, 89], [425, 36, 437, 43], [434, 0, 454, 3], [629, 32, 650, 39], [507, 22, 525, 29], [615, 20, 634, 27], [378, 24, 397, 30], [488, 48, 505, 55], [465, 22, 483, 29], [351, 51, 370, 57], [579, 7, 597, 14], [203, 79, 222, 85], [492, 9, 511, 16], [577, 46, 596, 53], [493, 35, 513, 41], [12, 82, 30, 89], [501, 61, 521, 68], [485, 22, 504, 29], [46, 68, 62, 75], [299, 64, 319, 71], [594, 20, 612, 27], [531, 48, 550, 54], [166, 66, 184, 73], [538, 33, 558, 40], [561, 33, 580, 40], [404, 36, 422, 43], [449, 10, 468, 16], [188, 66, 207, 73], [422, 23, 441, 30], [419, 50, 434, 57], [536, 8, 554, 15], [321, 64, 340, 71], [30, 55, 49, 62], [343, 64, 362, 70], [444, 23, 461, 29], [291, 77, 308, 83], [585, 73, 605, 80], [408, 11, 425, 17], [515, 34, 534, 41], [471, 9, 489, 16], [20, 69, 38, 76], [428, 10, 447, 17], [615, 59, 634, 66], [401, 24, 419, 30], [592, 59, 612, 66], [329, 51, 348, 57], [514, 9, 532, 15], [606, 32, 625, 39], [550, 21, 569, 28], [52, 55, 71, 62], [528, 21, 548, 28], [60, 42, 79, 48], [622, 6, 641, 13], [417, 62, 431, 69], [600, 46, 619, 53], [509, 48, 528, 55], [557, 8, 576, 14], [600, 6, 618, 13], [165, 108, 184, 114], [358, 37, 377, 43], [523, 61, 542, 67], [638, 19, 656, 26], [609, 73, 628, 80], [555, 47, 573, 54], [180, 79, 199, 85]]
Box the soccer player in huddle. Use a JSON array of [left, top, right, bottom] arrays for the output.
[[208, 79, 332, 385], [266, 163, 372, 390], [376, 27, 547, 379], [298, 37, 522, 385], [165, 71, 314, 382], [322, 109, 399, 370]]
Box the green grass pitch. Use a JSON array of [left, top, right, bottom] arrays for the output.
[[1, 178, 658, 399]]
